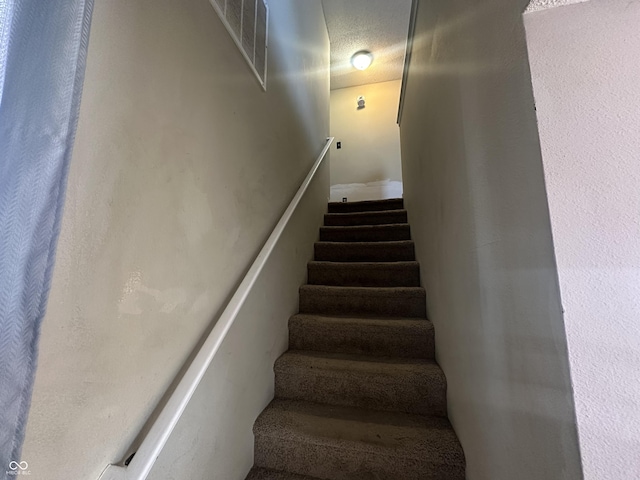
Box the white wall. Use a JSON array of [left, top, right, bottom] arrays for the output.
[[399, 0, 582, 479], [148, 160, 329, 480], [526, 0, 589, 12], [330, 80, 403, 187], [329, 180, 403, 203], [525, 2, 640, 478], [21, 0, 330, 479]]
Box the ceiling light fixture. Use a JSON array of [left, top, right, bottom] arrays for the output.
[[351, 51, 373, 71]]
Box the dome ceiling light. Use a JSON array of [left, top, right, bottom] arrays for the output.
[[351, 50, 373, 71]]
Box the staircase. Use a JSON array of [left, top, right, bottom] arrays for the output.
[[245, 198, 465, 480]]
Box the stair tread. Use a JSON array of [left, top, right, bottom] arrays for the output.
[[325, 209, 407, 218], [315, 240, 414, 246], [319, 223, 411, 242], [275, 351, 444, 392], [301, 284, 424, 291], [254, 399, 464, 466], [308, 261, 419, 269], [246, 467, 321, 480], [308, 260, 419, 266], [307, 261, 421, 287], [320, 223, 409, 231], [289, 314, 434, 359], [314, 241, 415, 263], [299, 285, 426, 318], [324, 209, 408, 227], [277, 350, 438, 369], [275, 350, 446, 415], [289, 314, 433, 342], [291, 313, 431, 326]]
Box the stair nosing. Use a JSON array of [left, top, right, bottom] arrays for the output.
[[291, 312, 431, 323], [320, 223, 410, 230], [300, 285, 425, 292], [328, 198, 403, 205], [315, 240, 414, 246], [308, 260, 419, 266], [325, 209, 407, 216], [277, 349, 439, 366]]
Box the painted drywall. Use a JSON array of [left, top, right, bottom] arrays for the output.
[[398, 1, 582, 479], [20, 0, 330, 479], [329, 180, 403, 203], [525, 2, 640, 478], [147, 159, 330, 480], [330, 80, 403, 188], [526, 0, 589, 13]]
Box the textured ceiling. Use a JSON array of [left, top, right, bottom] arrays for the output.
[[322, 0, 412, 90], [526, 0, 590, 12]]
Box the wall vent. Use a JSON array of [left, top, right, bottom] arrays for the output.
[[211, 0, 269, 89]]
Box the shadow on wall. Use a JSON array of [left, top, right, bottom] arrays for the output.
[[268, 1, 330, 150]]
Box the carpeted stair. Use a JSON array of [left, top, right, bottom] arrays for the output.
[[245, 198, 465, 480]]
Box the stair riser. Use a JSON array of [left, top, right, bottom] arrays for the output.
[[319, 225, 411, 242], [328, 199, 404, 213], [324, 211, 407, 226], [299, 289, 426, 318], [308, 262, 420, 287], [275, 365, 446, 416], [289, 318, 434, 359], [254, 436, 465, 480], [314, 242, 415, 262]]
